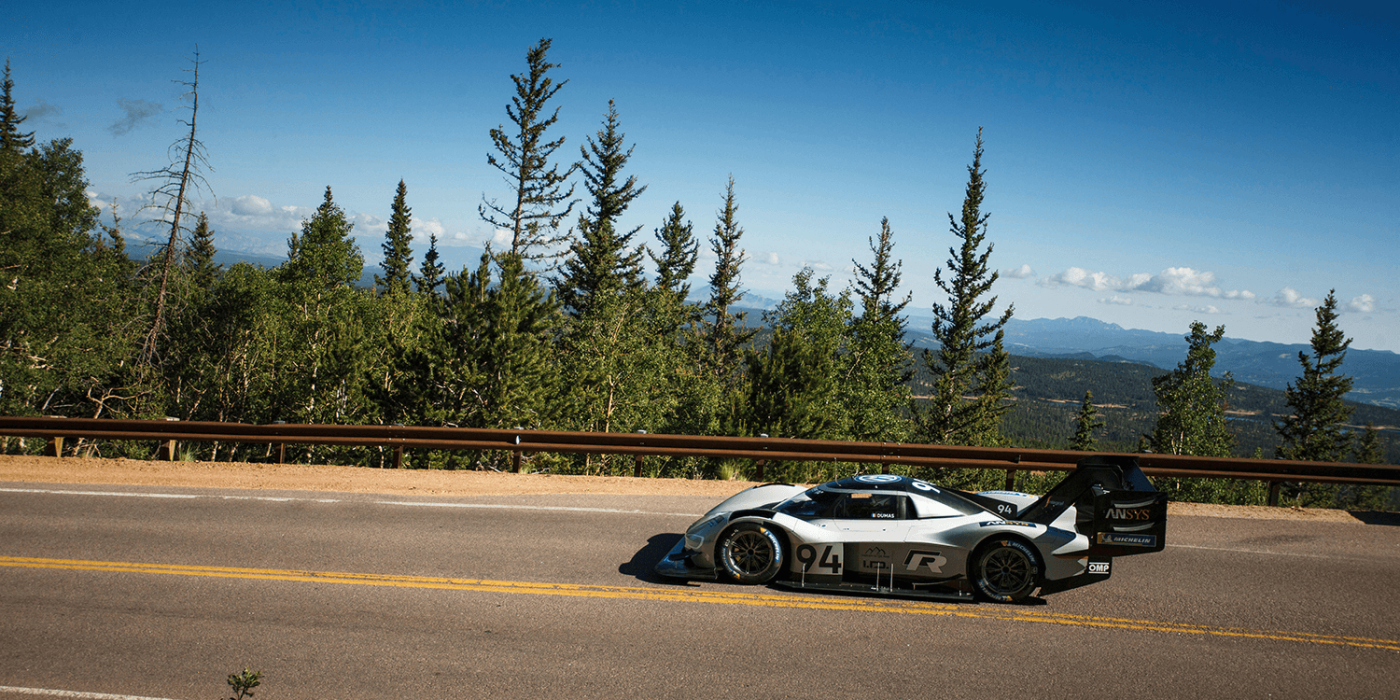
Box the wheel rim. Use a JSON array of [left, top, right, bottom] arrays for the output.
[[727, 530, 774, 575], [981, 546, 1032, 595]]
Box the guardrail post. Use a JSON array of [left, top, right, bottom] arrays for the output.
[[512, 450, 522, 473], [634, 430, 647, 478], [1004, 469, 1017, 491], [1267, 481, 1281, 507], [393, 445, 404, 469], [44, 436, 64, 458], [156, 417, 180, 461], [755, 459, 765, 482]]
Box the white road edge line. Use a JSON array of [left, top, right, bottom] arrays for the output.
[[0, 685, 183, 700], [0, 487, 702, 517], [378, 500, 703, 517]]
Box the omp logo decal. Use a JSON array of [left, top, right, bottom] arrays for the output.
[[1097, 533, 1158, 547], [1106, 508, 1153, 520], [1088, 562, 1111, 574], [904, 550, 947, 574], [3, 557, 1397, 652]]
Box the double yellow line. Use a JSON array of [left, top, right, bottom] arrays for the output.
[[4, 556, 1396, 652]]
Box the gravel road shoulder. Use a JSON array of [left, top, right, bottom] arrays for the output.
[[0, 454, 1376, 523]]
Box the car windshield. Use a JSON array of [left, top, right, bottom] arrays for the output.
[[774, 487, 842, 518]]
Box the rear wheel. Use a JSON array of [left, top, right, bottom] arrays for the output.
[[717, 523, 784, 584], [973, 539, 1040, 603]]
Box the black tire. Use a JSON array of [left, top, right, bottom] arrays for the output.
[[717, 523, 784, 584], [972, 538, 1040, 603]]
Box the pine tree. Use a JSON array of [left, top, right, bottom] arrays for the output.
[[376, 180, 414, 297], [183, 211, 221, 291], [702, 176, 754, 378], [920, 128, 1014, 447], [555, 100, 647, 317], [280, 186, 363, 289], [415, 233, 445, 297], [1, 59, 36, 154], [744, 270, 852, 441], [1354, 424, 1384, 464], [1149, 322, 1234, 457], [479, 38, 577, 263], [845, 217, 913, 442], [649, 202, 698, 301], [1070, 390, 1104, 451], [1275, 290, 1354, 462]]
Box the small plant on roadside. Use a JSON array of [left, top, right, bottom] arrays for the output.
[[225, 668, 262, 700]]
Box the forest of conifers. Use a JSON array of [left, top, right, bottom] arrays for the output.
[[1, 44, 1392, 510]]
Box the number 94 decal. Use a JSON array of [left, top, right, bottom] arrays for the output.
[[793, 543, 843, 574]]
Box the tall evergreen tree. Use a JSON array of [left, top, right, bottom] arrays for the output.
[[1, 59, 35, 154], [702, 176, 754, 378], [1149, 322, 1234, 457], [183, 211, 221, 291], [479, 37, 577, 263], [1274, 290, 1354, 462], [919, 128, 1014, 447], [845, 217, 913, 442], [649, 202, 698, 300], [555, 100, 647, 317], [376, 180, 414, 296], [1070, 390, 1104, 451], [280, 186, 363, 289], [415, 233, 445, 297]]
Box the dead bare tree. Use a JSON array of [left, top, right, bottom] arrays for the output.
[[132, 46, 212, 365]]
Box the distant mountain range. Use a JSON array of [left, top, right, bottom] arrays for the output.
[[908, 316, 1400, 409]]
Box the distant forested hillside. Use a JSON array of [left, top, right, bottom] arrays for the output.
[[915, 354, 1400, 462]]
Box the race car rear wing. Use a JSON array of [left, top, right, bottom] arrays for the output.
[[1016, 455, 1167, 557]]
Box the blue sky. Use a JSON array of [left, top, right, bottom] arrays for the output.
[[6, 1, 1397, 351]]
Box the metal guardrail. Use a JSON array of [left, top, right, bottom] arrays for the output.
[[1, 417, 1397, 506]]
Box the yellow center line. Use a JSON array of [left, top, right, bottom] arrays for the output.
[[4, 556, 1396, 652]]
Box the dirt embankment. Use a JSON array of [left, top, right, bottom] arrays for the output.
[[0, 454, 1375, 523]]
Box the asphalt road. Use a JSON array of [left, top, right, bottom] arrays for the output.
[[1, 482, 1397, 700]]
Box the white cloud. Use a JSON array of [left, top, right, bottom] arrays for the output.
[[805, 260, 833, 272], [1002, 263, 1033, 279], [1040, 265, 1252, 300], [231, 195, 273, 217], [411, 217, 446, 242], [759, 251, 780, 265], [1098, 296, 1133, 306], [1136, 267, 1254, 299], [1173, 304, 1223, 314], [491, 228, 512, 246], [1345, 294, 1375, 313], [1263, 287, 1318, 309]]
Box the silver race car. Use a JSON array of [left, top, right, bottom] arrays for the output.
[[656, 455, 1167, 603]]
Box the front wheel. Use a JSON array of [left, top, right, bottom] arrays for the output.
[[717, 523, 784, 584], [973, 539, 1040, 603]]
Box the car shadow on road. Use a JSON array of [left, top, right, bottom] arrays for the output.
[[1349, 510, 1400, 526], [619, 533, 694, 585]]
